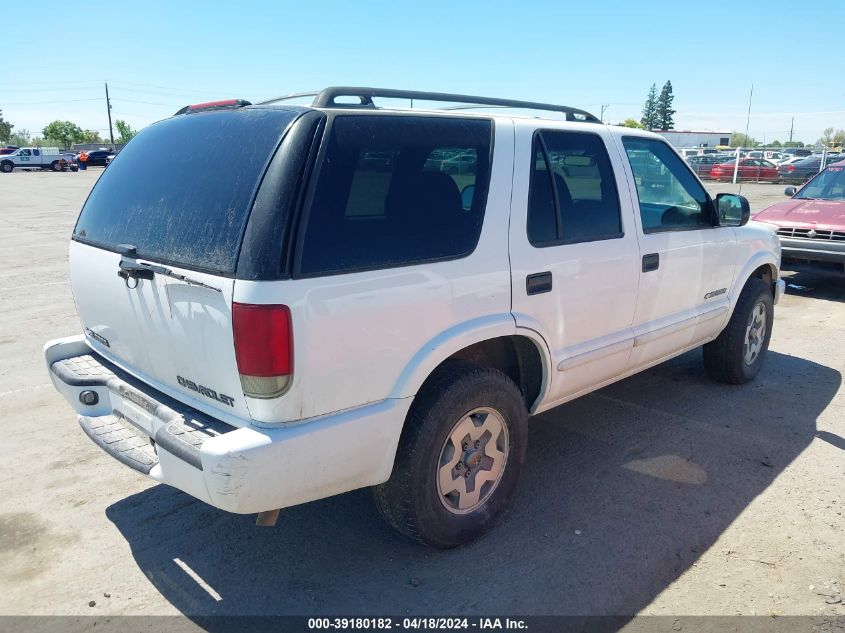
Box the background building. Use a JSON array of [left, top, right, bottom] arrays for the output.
[[655, 130, 731, 149]]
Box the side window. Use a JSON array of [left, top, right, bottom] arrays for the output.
[[527, 130, 623, 246], [33, 149, 40, 157], [622, 137, 711, 232], [20, 149, 30, 156], [298, 116, 493, 276]]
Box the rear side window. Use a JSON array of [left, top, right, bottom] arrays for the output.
[[73, 108, 301, 273], [527, 130, 622, 245], [297, 115, 492, 276]]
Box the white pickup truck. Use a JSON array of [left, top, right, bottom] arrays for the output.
[[0, 146, 76, 172], [45, 88, 784, 548]]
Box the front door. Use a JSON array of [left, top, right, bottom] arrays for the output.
[[509, 125, 640, 408], [616, 135, 736, 370]]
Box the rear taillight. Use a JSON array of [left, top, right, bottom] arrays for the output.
[[786, 165, 795, 172], [232, 303, 292, 398]]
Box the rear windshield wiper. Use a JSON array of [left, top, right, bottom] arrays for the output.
[[118, 258, 222, 292]]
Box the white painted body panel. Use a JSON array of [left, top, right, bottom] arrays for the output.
[[69, 241, 252, 426]]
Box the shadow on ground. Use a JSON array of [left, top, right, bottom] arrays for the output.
[[106, 349, 839, 619], [783, 270, 845, 303]]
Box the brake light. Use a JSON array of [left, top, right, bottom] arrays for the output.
[[174, 99, 252, 116], [232, 303, 292, 398], [786, 165, 795, 172]]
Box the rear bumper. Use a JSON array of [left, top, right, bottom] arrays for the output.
[[45, 336, 411, 514]]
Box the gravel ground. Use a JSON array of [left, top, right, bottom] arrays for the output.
[[0, 171, 842, 622]]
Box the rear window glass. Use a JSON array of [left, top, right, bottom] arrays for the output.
[[73, 108, 300, 273], [297, 115, 492, 276]]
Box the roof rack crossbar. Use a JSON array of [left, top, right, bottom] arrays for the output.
[[259, 86, 600, 122]]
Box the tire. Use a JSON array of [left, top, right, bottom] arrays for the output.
[[0, 161, 13, 173], [51, 161, 62, 172], [703, 278, 773, 384], [373, 362, 529, 548]]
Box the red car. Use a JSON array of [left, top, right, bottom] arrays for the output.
[[709, 158, 779, 182], [753, 160, 845, 275]]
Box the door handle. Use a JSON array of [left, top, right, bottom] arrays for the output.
[[526, 271, 552, 295], [642, 253, 660, 272]]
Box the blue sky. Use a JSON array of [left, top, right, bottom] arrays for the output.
[[2, 1, 843, 144]]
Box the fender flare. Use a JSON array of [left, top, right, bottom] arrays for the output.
[[388, 313, 553, 409], [730, 250, 779, 314]]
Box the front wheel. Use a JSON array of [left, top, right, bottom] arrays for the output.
[[703, 278, 773, 384], [373, 362, 528, 548], [0, 162, 13, 173]]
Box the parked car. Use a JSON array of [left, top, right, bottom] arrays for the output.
[[778, 155, 843, 184], [0, 147, 76, 172], [0, 146, 20, 155], [44, 88, 784, 548], [783, 148, 813, 157], [440, 150, 477, 174], [754, 160, 845, 275], [710, 158, 779, 182], [746, 150, 786, 163], [686, 154, 729, 177], [84, 149, 116, 167]]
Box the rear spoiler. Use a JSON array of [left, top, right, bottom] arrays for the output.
[[174, 99, 252, 116]]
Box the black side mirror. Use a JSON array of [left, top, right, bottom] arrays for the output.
[[715, 193, 751, 227], [784, 186, 797, 197]]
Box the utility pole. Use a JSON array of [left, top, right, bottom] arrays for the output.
[[789, 117, 794, 143], [600, 104, 609, 123], [104, 81, 115, 149]]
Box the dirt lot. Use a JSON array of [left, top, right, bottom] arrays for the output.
[[0, 171, 843, 621]]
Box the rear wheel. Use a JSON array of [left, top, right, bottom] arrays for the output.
[[51, 161, 62, 172], [373, 362, 528, 548], [703, 278, 773, 384]]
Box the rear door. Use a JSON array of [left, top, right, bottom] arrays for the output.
[[617, 134, 736, 370], [509, 124, 640, 405], [234, 113, 513, 424], [69, 107, 303, 425]]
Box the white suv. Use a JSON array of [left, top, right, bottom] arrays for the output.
[[45, 88, 785, 548]]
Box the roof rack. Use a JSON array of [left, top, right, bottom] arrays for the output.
[[257, 87, 600, 123]]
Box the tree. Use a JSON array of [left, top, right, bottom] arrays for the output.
[[81, 129, 104, 144], [619, 118, 644, 129], [730, 132, 759, 148], [115, 120, 137, 145], [42, 120, 85, 149], [832, 129, 845, 148], [640, 84, 658, 130], [783, 141, 804, 148], [0, 110, 13, 143], [655, 80, 676, 130], [8, 129, 32, 146], [818, 127, 835, 147], [770, 140, 782, 147]]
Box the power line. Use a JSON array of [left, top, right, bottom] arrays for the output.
[[2, 97, 103, 106]]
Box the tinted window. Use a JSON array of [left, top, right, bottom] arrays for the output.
[[297, 115, 492, 276], [796, 164, 845, 200], [623, 137, 711, 232], [74, 108, 300, 273], [527, 131, 622, 245]]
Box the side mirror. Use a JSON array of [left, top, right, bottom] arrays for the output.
[[784, 186, 797, 197], [461, 184, 475, 211], [715, 193, 751, 227]]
